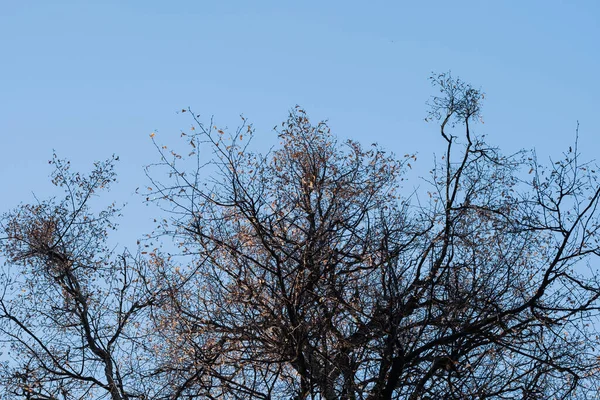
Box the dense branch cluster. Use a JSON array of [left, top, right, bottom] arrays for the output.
[[1, 74, 600, 399]]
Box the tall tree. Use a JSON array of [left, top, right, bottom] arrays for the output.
[[145, 74, 600, 399], [2, 74, 600, 399]]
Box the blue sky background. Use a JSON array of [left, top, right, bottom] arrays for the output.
[[1, 1, 599, 248]]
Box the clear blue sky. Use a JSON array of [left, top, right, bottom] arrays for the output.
[[1, 1, 599, 247]]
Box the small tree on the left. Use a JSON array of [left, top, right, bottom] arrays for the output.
[[0, 155, 158, 400]]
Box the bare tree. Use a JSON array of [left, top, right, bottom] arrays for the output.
[[146, 74, 600, 399], [2, 74, 600, 399], [0, 156, 163, 400]]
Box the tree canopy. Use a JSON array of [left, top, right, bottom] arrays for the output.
[[2, 74, 600, 399]]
